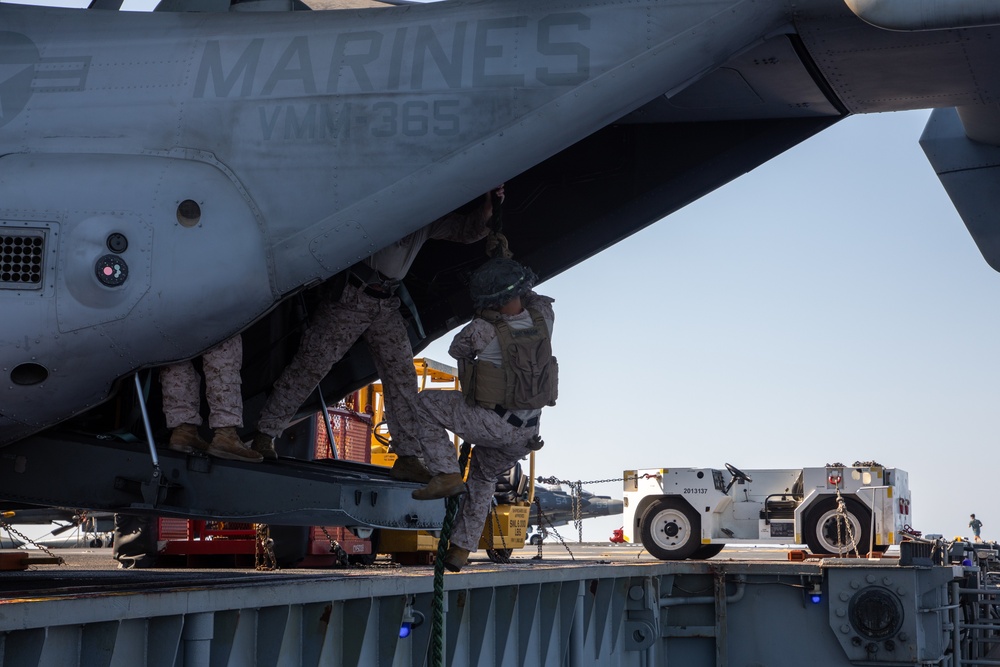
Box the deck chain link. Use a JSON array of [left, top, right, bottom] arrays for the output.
[[321, 526, 351, 566], [0, 517, 64, 563], [486, 502, 512, 564], [254, 523, 278, 571]]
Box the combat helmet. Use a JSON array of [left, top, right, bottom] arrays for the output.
[[469, 257, 537, 310]]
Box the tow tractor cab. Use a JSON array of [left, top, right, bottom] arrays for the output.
[[622, 463, 911, 560]]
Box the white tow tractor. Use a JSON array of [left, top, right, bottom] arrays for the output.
[[622, 463, 911, 560]]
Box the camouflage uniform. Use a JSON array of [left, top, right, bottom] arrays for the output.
[[418, 292, 555, 552], [255, 198, 494, 464], [160, 334, 243, 429]]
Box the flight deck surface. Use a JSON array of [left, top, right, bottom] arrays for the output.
[[0, 543, 832, 598], [0, 543, 977, 667]]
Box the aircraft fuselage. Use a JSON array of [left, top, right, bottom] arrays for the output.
[[1, 0, 998, 450]]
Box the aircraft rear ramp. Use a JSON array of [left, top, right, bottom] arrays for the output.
[[0, 433, 443, 530]]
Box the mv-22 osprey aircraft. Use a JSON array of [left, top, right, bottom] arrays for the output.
[[1, 0, 999, 530]]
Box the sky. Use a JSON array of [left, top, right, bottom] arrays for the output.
[[423, 108, 1000, 544], [4, 1, 998, 548]]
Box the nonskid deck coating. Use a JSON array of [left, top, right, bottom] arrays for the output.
[[0, 543, 839, 600]]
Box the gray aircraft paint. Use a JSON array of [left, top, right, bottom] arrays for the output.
[[0, 0, 785, 442]]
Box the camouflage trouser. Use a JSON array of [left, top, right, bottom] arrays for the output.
[[417, 390, 539, 552], [160, 335, 243, 429], [257, 284, 443, 466]]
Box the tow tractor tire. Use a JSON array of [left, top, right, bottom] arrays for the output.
[[693, 544, 726, 560], [348, 530, 380, 566], [639, 497, 701, 560], [804, 496, 872, 556]]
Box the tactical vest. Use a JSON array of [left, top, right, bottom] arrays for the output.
[[460, 307, 558, 411]]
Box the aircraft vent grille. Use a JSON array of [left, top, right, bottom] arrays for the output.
[[0, 231, 45, 290]]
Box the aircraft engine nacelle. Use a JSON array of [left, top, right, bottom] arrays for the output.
[[0, 151, 275, 445]]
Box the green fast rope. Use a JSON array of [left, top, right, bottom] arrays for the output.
[[430, 495, 460, 667], [430, 442, 471, 667]]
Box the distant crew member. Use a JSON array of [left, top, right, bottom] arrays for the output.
[[970, 514, 983, 542], [249, 187, 504, 483], [411, 257, 557, 573], [160, 334, 262, 462]]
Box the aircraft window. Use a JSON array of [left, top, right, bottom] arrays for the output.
[[0, 233, 44, 289], [176, 200, 202, 228], [11, 363, 48, 386]]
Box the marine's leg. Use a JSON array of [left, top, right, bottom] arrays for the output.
[[159, 361, 208, 453], [202, 334, 243, 429], [414, 391, 534, 561], [363, 302, 439, 482], [410, 390, 485, 477], [159, 362, 202, 429], [411, 391, 534, 510], [416, 391, 524, 471], [196, 335, 262, 462], [255, 286, 376, 441], [449, 444, 524, 554]]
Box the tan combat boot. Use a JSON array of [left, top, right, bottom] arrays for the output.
[[442, 545, 470, 572], [411, 473, 467, 500], [389, 456, 432, 484], [168, 423, 209, 454], [207, 427, 263, 462], [250, 431, 278, 460]]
